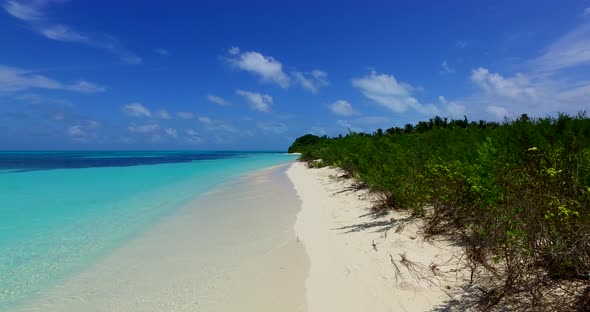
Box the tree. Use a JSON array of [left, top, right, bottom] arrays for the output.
[[404, 123, 415, 133], [287, 134, 322, 153]]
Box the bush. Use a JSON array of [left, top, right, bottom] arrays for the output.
[[288, 113, 590, 310]]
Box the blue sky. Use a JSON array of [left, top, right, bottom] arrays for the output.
[[1, 0, 590, 150]]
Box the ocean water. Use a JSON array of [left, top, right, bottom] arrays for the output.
[[0, 151, 297, 309]]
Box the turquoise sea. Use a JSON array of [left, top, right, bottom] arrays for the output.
[[0, 151, 297, 309]]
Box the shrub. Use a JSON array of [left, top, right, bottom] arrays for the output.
[[288, 113, 590, 310]]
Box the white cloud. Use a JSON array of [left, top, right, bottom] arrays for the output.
[[68, 80, 105, 93], [227, 47, 328, 93], [40, 24, 86, 42], [258, 122, 288, 134], [532, 22, 590, 73], [154, 48, 168, 56], [207, 94, 230, 106], [86, 120, 100, 129], [185, 129, 198, 136], [128, 123, 159, 133], [584, 8, 590, 16], [123, 103, 151, 118], [199, 118, 239, 134], [110, 49, 141, 65], [312, 70, 328, 80], [352, 70, 439, 115], [164, 128, 177, 138], [185, 128, 203, 144], [328, 100, 358, 116], [462, 67, 590, 120], [336, 120, 362, 133], [440, 60, 455, 74], [337, 120, 352, 128], [68, 120, 100, 142], [68, 125, 85, 137], [228, 49, 290, 88], [308, 127, 326, 136], [236, 89, 272, 112], [3, 0, 141, 64], [471, 67, 536, 99], [486, 106, 510, 119], [292, 70, 329, 93], [158, 109, 171, 120], [228, 46, 240, 55], [456, 20, 590, 120], [0, 65, 105, 93], [456, 40, 468, 48], [3, 0, 43, 21], [438, 96, 466, 118], [176, 111, 196, 119], [557, 83, 590, 102], [292, 72, 316, 93], [198, 116, 211, 124]]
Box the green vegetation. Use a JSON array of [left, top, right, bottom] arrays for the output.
[[288, 134, 326, 156], [289, 113, 590, 310]]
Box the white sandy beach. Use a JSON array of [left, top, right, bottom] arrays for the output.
[[15, 161, 467, 312], [287, 162, 467, 312]]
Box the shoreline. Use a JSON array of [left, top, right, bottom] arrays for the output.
[[11, 160, 469, 311], [0, 152, 298, 310], [287, 162, 467, 311], [15, 163, 307, 312]]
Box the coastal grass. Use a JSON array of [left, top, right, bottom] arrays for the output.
[[288, 113, 590, 311]]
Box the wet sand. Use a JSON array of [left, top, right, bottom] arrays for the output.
[[17, 164, 307, 312]]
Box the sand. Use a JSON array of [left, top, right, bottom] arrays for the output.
[[15, 161, 467, 312], [16, 164, 307, 312], [287, 162, 467, 312]]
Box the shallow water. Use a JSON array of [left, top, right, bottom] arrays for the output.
[[0, 151, 297, 309]]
